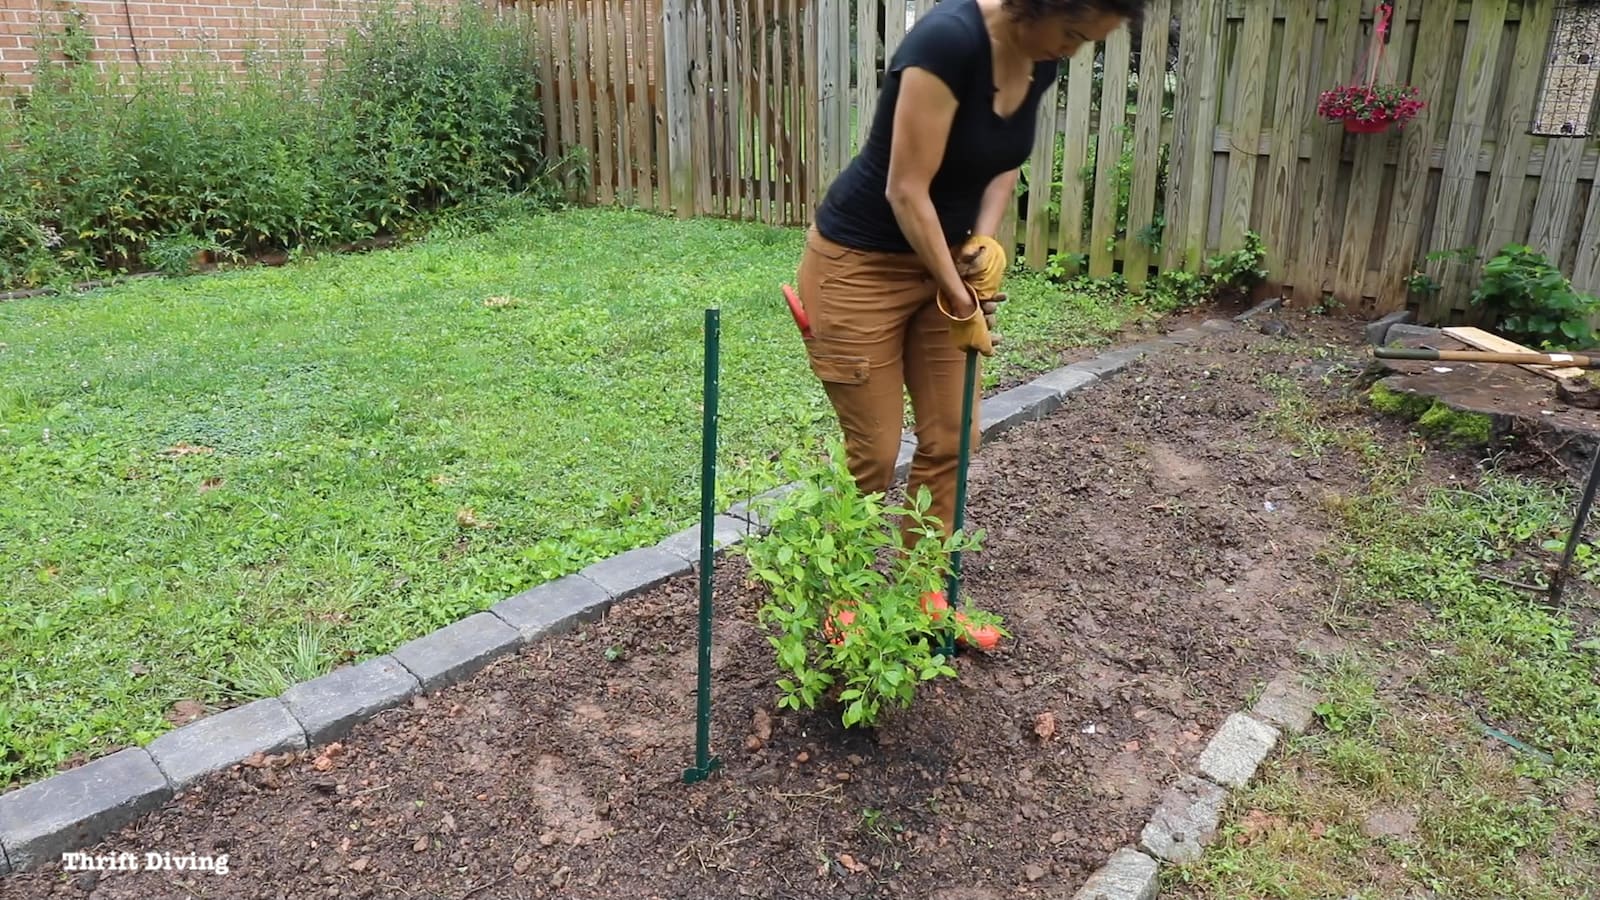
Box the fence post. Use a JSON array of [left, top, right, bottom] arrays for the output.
[[1261, 3, 1313, 297], [1166, 0, 1222, 273], [1292, 0, 1364, 307], [1378, 0, 1454, 320], [1219, 2, 1269, 253], [664, 0, 695, 216], [815, 0, 843, 200], [1476, 1, 1556, 269], [1123, 0, 1172, 288], [1428, 0, 1511, 312], [1089, 28, 1132, 279]]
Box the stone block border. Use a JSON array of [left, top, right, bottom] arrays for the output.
[[0, 317, 1240, 876], [1072, 668, 1323, 898]]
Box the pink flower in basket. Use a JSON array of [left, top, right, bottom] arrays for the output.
[[1316, 83, 1425, 132]]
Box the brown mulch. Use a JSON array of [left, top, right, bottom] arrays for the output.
[[6, 312, 1388, 900]]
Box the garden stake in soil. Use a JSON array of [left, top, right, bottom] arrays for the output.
[[939, 346, 979, 659], [684, 306, 723, 785]]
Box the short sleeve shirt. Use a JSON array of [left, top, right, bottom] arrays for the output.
[[814, 0, 1058, 253]]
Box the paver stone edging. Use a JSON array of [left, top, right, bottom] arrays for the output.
[[0, 319, 1235, 876], [1070, 669, 1323, 896], [0, 749, 171, 872]]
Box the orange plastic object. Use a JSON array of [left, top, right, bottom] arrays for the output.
[[782, 284, 813, 340]]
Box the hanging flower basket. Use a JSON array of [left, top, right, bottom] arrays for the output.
[[1342, 117, 1393, 134], [1316, 84, 1425, 133]]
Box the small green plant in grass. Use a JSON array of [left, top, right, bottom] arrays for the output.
[[1469, 244, 1600, 350], [1044, 251, 1090, 282], [1204, 231, 1270, 302], [1143, 269, 1210, 312], [1139, 232, 1270, 312], [738, 443, 1004, 729]]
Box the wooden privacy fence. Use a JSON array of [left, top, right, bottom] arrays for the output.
[[524, 0, 820, 225], [528, 0, 1600, 321]]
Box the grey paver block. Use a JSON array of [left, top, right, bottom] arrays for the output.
[[579, 546, 692, 599], [656, 515, 747, 563], [280, 654, 420, 745], [390, 611, 521, 693], [490, 574, 613, 642], [1251, 672, 1321, 735], [1198, 712, 1280, 788], [147, 698, 306, 791], [1034, 366, 1099, 397], [1364, 309, 1414, 346], [0, 749, 171, 872], [1073, 343, 1161, 378], [1138, 774, 1229, 864], [1072, 847, 1159, 900], [727, 481, 803, 529], [1385, 322, 1444, 345], [980, 383, 1060, 438], [1200, 318, 1236, 333]]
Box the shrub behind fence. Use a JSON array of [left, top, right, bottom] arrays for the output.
[[0, 5, 560, 290]]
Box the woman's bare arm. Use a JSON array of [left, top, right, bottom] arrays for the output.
[[973, 169, 1019, 239], [885, 67, 977, 319]]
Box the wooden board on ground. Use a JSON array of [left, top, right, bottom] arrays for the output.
[[1441, 326, 1587, 380]]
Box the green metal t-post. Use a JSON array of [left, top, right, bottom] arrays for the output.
[[684, 307, 723, 784], [940, 347, 979, 659]]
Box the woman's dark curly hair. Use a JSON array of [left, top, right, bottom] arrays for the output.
[[1002, 0, 1150, 22]]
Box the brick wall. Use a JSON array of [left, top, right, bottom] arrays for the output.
[[0, 0, 468, 88]]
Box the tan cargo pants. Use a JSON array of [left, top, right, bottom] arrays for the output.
[[796, 227, 981, 545]]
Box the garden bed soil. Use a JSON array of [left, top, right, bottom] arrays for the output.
[[9, 314, 1390, 899]]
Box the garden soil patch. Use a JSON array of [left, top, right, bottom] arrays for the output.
[[8, 315, 1386, 899]]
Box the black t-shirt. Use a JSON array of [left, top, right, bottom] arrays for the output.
[[814, 0, 1058, 253]]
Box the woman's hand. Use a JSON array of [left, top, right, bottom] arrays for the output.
[[955, 237, 1008, 336]]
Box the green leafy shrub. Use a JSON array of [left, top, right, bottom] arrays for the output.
[[1138, 231, 1269, 312], [1468, 244, 1600, 350], [737, 443, 1005, 729], [0, 5, 562, 290]]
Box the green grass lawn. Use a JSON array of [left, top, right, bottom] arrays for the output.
[[1164, 376, 1600, 899], [0, 206, 1147, 787]]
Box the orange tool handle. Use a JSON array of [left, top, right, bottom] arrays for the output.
[[782, 284, 813, 340]]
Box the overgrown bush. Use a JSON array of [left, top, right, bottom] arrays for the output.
[[0, 5, 565, 290]]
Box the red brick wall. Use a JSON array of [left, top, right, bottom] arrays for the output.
[[0, 0, 469, 88]]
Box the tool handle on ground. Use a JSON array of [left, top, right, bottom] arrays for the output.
[[1373, 347, 1600, 368]]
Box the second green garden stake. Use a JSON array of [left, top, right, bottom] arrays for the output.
[[683, 306, 722, 785], [939, 346, 979, 659]]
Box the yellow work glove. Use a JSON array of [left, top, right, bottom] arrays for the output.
[[937, 284, 995, 357], [955, 235, 1007, 299], [937, 236, 1008, 357]]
